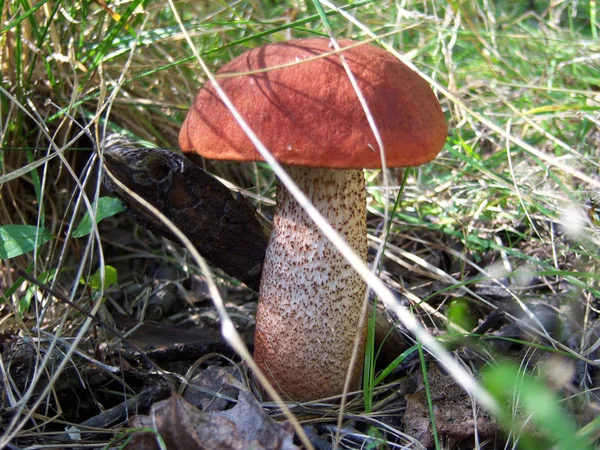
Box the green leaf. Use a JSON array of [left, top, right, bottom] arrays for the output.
[[20, 268, 58, 317], [0, 225, 53, 259], [73, 197, 124, 238], [81, 266, 118, 291], [447, 298, 477, 332]]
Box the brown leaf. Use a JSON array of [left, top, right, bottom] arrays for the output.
[[183, 365, 244, 412], [215, 390, 297, 450], [126, 387, 298, 450], [403, 364, 496, 447], [127, 395, 250, 450]]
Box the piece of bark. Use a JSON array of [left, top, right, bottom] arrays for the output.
[[116, 319, 254, 362], [101, 137, 270, 291]]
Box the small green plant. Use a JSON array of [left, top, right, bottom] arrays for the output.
[[18, 268, 58, 316], [80, 266, 118, 291], [0, 224, 52, 259], [73, 197, 124, 238], [365, 426, 386, 449], [447, 298, 477, 333], [483, 362, 592, 450]]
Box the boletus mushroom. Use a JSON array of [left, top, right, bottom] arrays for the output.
[[179, 38, 447, 401]]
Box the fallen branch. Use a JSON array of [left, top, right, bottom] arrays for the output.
[[101, 137, 269, 291]]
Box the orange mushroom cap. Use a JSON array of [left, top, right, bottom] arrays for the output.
[[179, 38, 447, 169]]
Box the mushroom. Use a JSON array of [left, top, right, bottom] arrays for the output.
[[179, 38, 447, 401]]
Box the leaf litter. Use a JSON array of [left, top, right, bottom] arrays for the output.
[[126, 366, 298, 450]]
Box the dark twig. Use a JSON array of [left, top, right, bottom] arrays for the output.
[[51, 385, 169, 445], [16, 269, 171, 381], [472, 310, 504, 336]]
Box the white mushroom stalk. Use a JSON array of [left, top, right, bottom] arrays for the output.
[[254, 167, 367, 401]]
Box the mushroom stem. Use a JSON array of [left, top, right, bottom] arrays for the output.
[[254, 165, 368, 401]]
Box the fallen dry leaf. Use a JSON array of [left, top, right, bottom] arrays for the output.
[[126, 366, 297, 450], [183, 365, 244, 412], [127, 395, 250, 450], [215, 389, 297, 450], [403, 364, 496, 447]]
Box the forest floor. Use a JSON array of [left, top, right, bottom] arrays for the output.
[[1, 1, 600, 449]]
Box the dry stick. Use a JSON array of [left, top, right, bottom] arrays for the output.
[[16, 270, 171, 380], [101, 142, 269, 291], [51, 386, 167, 445]]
